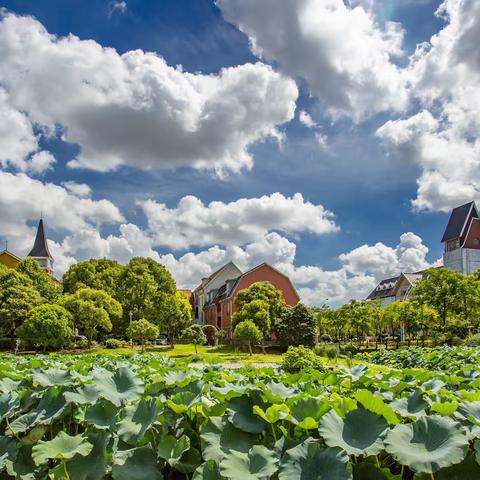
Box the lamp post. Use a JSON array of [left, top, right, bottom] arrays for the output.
[[129, 311, 133, 347]]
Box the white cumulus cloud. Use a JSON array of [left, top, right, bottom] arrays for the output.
[[0, 12, 298, 175]]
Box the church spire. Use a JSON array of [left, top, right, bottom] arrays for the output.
[[28, 219, 53, 259], [28, 219, 54, 276]]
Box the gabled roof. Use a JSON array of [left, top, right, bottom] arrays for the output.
[[366, 276, 399, 300], [28, 219, 53, 259], [0, 249, 23, 263], [441, 201, 479, 243], [193, 261, 240, 293], [224, 262, 300, 302]]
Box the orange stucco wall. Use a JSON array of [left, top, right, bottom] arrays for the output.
[[222, 264, 299, 335]]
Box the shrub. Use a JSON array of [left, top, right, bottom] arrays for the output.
[[17, 304, 74, 351], [340, 343, 358, 356], [315, 343, 338, 360], [281, 346, 325, 372], [181, 324, 207, 353], [126, 319, 159, 352], [320, 334, 332, 342], [74, 338, 89, 349], [104, 338, 128, 349], [234, 320, 263, 355], [463, 333, 480, 347]]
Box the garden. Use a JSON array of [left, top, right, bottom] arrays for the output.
[[2, 349, 480, 479]]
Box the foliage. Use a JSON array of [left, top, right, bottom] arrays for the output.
[[0, 266, 43, 337], [60, 288, 123, 345], [16, 257, 61, 302], [315, 343, 338, 360], [17, 304, 74, 350], [277, 303, 316, 347], [3, 353, 480, 477], [358, 345, 480, 373], [151, 292, 192, 346], [126, 319, 159, 352], [104, 338, 128, 349], [233, 320, 263, 355], [181, 324, 207, 353], [62, 258, 124, 296], [232, 300, 271, 339], [281, 345, 325, 372], [118, 257, 176, 328], [235, 282, 286, 331]]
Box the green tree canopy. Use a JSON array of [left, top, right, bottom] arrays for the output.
[[17, 304, 73, 351], [277, 303, 316, 347], [62, 259, 124, 296], [181, 324, 207, 353], [233, 320, 262, 355], [118, 257, 177, 330], [235, 282, 287, 331], [60, 288, 123, 345], [414, 268, 473, 333], [16, 257, 61, 302], [0, 265, 43, 337], [232, 299, 271, 339], [126, 318, 159, 352]]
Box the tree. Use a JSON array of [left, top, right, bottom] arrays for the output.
[[126, 319, 159, 352], [118, 258, 176, 331], [16, 257, 60, 302], [60, 288, 123, 345], [0, 265, 43, 338], [383, 302, 402, 349], [150, 292, 192, 346], [277, 303, 316, 347], [62, 259, 124, 296], [181, 324, 207, 353], [17, 304, 73, 351], [234, 320, 262, 355], [414, 268, 464, 332], [369, 300, 387, 349], [235, 282, 287, 332], [232, 299, 271, 338]]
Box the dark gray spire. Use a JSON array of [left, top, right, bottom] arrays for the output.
[[28, 219, 53, 259]]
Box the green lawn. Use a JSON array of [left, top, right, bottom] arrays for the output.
[[71, 343, 392, 372], [89, 343, 283, 364]]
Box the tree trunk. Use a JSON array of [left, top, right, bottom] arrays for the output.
[[248, 342, 253, 355], [141, 341, 145, 353], [194, 343, 198, 354]]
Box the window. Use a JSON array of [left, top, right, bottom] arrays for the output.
[[474, 238, 480, 246]]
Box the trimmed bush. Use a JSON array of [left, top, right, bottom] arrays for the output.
[[281, 346, 325, 372], [104, 338, 128, 349]]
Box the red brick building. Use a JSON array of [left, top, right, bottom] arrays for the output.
[[197, 262, 299, 338]]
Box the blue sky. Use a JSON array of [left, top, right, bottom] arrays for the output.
[[0, 0, 478, 305]]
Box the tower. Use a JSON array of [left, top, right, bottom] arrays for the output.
[[442, 201, 480, 275], [28, 219, 54, 276]]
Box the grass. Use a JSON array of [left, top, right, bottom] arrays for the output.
[[62, 343, 394, 372], [82, 343, 283, 365]]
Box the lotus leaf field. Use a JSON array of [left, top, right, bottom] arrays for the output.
[[358, 346, 480, 373], [2, 353, 480, 479]]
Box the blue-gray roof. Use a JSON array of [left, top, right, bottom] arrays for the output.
[[441, 201, 479, 243]]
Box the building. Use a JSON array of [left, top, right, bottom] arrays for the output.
[[192, 262, 242, 324], [194, 262, 299, 338], [0, 219, 55, 277], [366, 272, 426, 305], [442, 201, 480, 275], [367, 200, 480, 303]]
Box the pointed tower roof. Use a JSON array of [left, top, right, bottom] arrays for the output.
[[28, 219, 53, 259], [441, 201, 479, 243]]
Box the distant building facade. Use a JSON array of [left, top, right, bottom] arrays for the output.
[[193, 262, 299, 338], [0, 219, 55, 277], [442, 201, 480, 275], [367, 200, 480, 303]]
